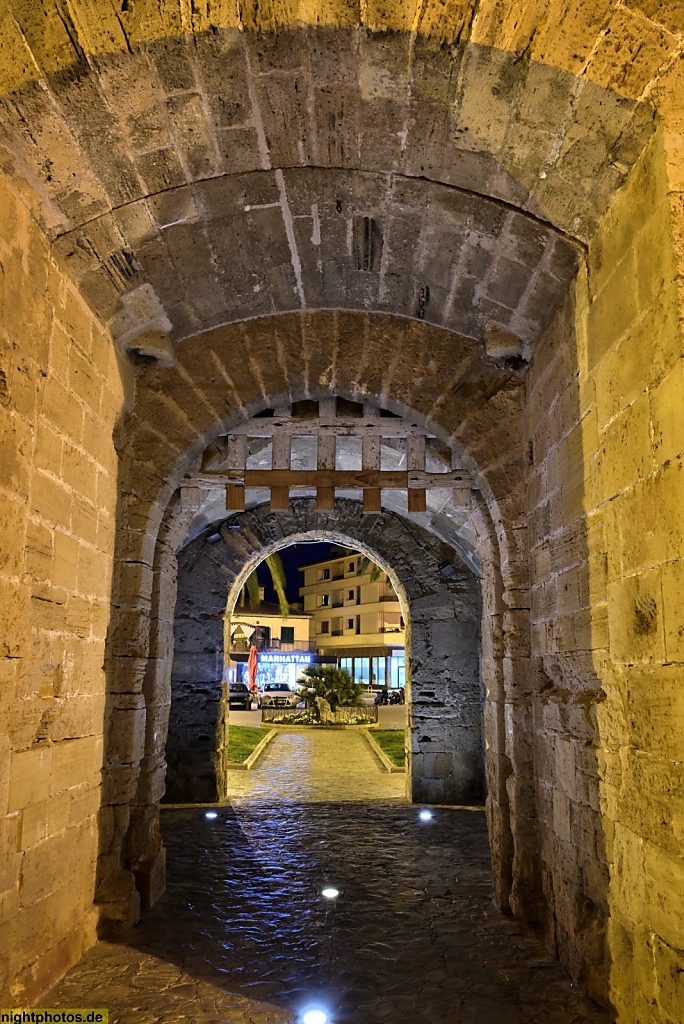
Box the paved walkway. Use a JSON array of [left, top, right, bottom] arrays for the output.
[[44, 729, 612, 1024], [226, 728, 407, 803]]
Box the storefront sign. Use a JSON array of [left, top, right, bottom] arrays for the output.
[[259, 653, 313, 665]]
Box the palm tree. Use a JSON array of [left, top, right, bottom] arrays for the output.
[[239, 551, 290, 617], [299, 665, 363, 711], [355, 553, 383, 583]]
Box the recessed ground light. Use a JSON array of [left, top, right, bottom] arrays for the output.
[[321, 887, 339, 899], [205, 811, 218, 819], [302, 1010, 329, 1024], [419, 809, 433, 821]]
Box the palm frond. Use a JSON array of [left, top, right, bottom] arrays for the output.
[[356, 554, 383, 583], [265, 552, 289, 618], [244, 571, 260, 609]]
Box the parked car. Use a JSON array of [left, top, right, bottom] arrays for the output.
[[228, 682, 251, 710], [260, 682, 299, 710]]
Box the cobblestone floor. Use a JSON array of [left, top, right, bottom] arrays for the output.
[[45, 730, 612, 1024]]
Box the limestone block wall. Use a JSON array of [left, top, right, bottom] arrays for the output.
[[165, 501, 484, 807], [526, 129, 684, 1020], [0, 171, 126, 1003], [166, 538, 227, 804], [409, 575, 483, 806]]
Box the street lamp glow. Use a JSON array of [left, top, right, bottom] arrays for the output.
[[302, 1011, 328, 1024], [419, 809, 433, 821], [321, 887, 339, 899], [205, 811, 218, 820]]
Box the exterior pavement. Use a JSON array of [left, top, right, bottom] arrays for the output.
[[43, 729, 611, 1024], [227, 727, 407, 803], [377, 705, 407, 729]]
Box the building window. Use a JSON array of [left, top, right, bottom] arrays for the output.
[[348, 589, 354, 600], [347, 618, 354, 630], [389, 655, 405, 689], [254, 625, 270, 648], [321, 594, 330, 607], [321, 568, 330, 580], [348, 560, 355, 572], [320, 621, 330, 634], [355, 658, 370, 686], [280, 626, 294, 644]]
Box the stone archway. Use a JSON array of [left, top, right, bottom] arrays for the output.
[[166, 499, 484, 808], [0, 1, 682, 1013]]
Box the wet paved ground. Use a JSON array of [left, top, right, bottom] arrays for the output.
[[45, 730, 612, 1024]]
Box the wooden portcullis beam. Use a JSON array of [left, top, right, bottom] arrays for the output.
[[208, 406, 472, 513], [218, 469, 471, 511], [221, 469, 469, 488], [223, 417, 435, 438]]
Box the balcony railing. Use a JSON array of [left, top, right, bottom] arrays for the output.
[[231, 639, 317, 653]]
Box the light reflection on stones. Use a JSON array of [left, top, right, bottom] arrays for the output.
[[44, 731, 610, 1023]]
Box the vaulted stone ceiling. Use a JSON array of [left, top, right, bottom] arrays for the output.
[[0, 1, 670, 359]]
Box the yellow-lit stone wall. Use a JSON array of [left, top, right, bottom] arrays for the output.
[[0, 169, 126, 1003], [590, 127, 684, 1024], [527, 127, 684, 1021]]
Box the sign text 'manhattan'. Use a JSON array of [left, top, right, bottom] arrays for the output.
[[259, 653, 313, 665]]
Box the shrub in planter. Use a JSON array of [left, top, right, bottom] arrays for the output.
[[299, 665, 363, 712]]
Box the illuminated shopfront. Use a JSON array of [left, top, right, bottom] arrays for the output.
[[231, 651, 336, 688]]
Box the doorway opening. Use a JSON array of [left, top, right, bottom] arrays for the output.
[[224, 541, 408, 787], [165, 501, 485, 808]]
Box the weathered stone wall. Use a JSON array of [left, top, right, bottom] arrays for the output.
[[526, 128, 684, 1019], [166, 500, 484, 806], [0, 170, 126, 1002], [166, 530, 227, 805], [589, 129, 684, 1024], [0, 25, 652, 345]]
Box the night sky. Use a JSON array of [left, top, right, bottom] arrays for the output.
[[256, 541, 342, 604]]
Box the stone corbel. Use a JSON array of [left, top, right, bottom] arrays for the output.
[[484, 322, 529, 367], [110, 283, 176, 366]]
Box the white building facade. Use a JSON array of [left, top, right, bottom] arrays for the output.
[[299, 552, 406, 689]]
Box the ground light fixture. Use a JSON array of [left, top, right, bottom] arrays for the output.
[[419, 809, 433, 821], [321, 887, 339, 899], [205, 811, 218, 819], [301, 1010, 329, 1024]]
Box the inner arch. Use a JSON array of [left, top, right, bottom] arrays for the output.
[[166, 500, 484, 809]]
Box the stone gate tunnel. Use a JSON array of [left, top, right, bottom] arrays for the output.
[[1, 3, 683, 1023], [165, 497, 485, 808]]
